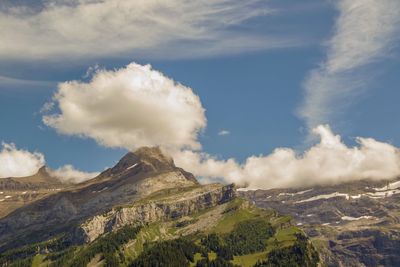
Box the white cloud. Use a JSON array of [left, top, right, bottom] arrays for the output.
[[43, 63, 206, 150], [0, 142, 45, 178], [218, 130, 230, 136], [39, 101, 54, 113], [0, 75, 52, 89], [43, 63, 400, 189], [0, 142, 99, 182], [0, 0, 294, 60], [172, 125, 400, 189], [299, 0, 400, 128], [48, 165, 99, 183]]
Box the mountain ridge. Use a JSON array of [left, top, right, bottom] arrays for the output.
[[0, 147, 320, 267], [0, 166, 69, 219], [240, 176, 400, 266], [0, 166, 65, 191], [0, 147, 203, 251]]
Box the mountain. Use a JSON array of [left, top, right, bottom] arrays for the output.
[[0, 166, 64, 191], [0, 147, 199, 249], [0, 147, 319, 267], [240, 178, 400, 266], [0, 166, 67, 218]]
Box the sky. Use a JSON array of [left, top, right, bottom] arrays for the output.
[[1, 0, 400, 189]]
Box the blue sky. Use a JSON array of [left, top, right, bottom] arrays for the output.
[[1, 0, 400, 188]]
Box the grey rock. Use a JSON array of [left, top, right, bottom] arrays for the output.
[[75, 183, 235, 243]]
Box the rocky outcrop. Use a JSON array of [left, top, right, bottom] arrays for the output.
[[75, 183, 236, 243]]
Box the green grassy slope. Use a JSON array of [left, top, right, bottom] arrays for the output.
[[0, 197, 319, 267]]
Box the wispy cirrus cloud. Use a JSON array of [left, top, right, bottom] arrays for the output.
[[299, 0, 400, 129], [218, 130, 230, 136], [0, 0, 298, 61], [0, 75, 53, 90]]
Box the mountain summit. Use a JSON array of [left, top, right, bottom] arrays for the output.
[[110, 147, 174, 174], [96, 146, 197, 184]]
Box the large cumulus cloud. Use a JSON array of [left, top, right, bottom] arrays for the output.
[[173, 125, 400, 189], [43, 63, 206, 150]]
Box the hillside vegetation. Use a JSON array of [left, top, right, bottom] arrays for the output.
[[0, 197, 319, 267]]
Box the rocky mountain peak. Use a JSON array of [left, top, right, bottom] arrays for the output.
[[109, 146, 175, 176], [133, 146, 174, 167], [36, 166, 54, 180], [37, 165, 47, 174]]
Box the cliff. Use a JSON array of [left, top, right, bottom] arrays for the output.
[[75, 183, 236, 243]]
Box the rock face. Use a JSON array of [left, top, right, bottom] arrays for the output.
[[75, 183, 235, 243], [332, 229, 400, 266], [240, 178, 400, 267], [0, 147, 200, 251]]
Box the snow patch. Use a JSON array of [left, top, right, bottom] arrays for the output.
[[236, 187, 258, 192], [236, 188, 250, 191], [295, 189, 400, 204], [341, 215, 375, 221], [278, 189, 313, 197], [373, 181, 400, 192], [127, 163, 138, 170], [296, 192, 350, 203], [92, 187, 109, 193], [365, 189, 400, 199]]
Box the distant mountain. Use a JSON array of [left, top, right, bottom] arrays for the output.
[[0, 166, 68, 218], [0, 166, 65, 191], [0, 147, 319, 267], [240, 178, 400, 266]]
